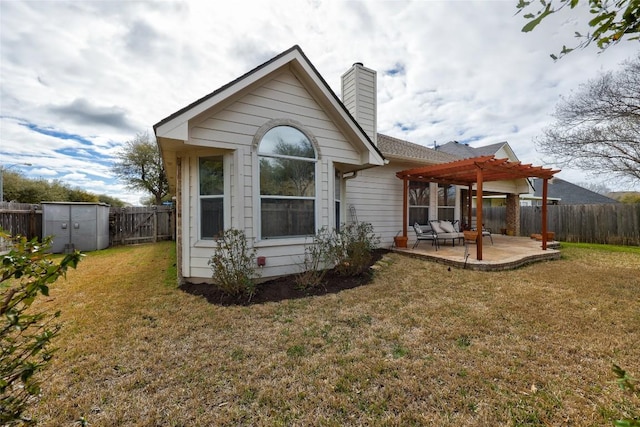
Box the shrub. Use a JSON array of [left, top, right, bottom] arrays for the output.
[[0, 232, 82, 425], [333, 222, 380, 276], [295, 222, 380, 286], [208, 229, 260, 300], [295, 227, 336, 290]]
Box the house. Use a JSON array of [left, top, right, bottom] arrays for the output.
[[528, 178, 620, 205], [155, 45, 542, 282]]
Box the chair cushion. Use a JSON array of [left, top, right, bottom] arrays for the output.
[[430, 221, 444, 234], [440, 221, 456, 233]]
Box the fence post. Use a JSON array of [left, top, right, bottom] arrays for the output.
[[29, 206, 36, 240], [153, 206, 158, 243]]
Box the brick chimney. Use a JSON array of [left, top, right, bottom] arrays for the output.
[[341, 62, 377, 145]]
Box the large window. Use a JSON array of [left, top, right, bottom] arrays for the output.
[[409, 181, 430, 225], [258, 126, 316, 238], [437, 183, 455, 222], [199, 156, 224, 239]]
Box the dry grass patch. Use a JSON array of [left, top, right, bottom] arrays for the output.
[[27, 242, 639, 426]]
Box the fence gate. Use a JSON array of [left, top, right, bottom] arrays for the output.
[[110, 206, 174, 246]]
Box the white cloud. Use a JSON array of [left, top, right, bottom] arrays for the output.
[[1, 0, 639, 201]]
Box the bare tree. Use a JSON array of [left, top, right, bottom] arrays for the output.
[[112, 132, 169, 205], [536, 54, 640, 186]]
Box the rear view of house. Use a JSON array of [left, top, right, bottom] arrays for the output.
[[156, 45, 552, 282]]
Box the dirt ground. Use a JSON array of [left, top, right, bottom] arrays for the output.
[[180, 249, 387, 305]]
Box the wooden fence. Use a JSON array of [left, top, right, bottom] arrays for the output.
[[0, 202, 42, 252], [3, 201, 638, 249], [110, 206, 175, 246], [481, 204, 640, 246], [0, 202, 174, 251]]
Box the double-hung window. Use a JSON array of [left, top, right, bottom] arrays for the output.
[[409, 181, 430, 225], [258, 126, 316, 239], [437, 183, 455, 222], [199, 156, 224, 239]]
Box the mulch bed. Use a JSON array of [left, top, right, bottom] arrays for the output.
[[180, 249, 388, 306]]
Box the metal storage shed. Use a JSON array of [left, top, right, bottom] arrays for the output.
[[42, 202, 110, 253]]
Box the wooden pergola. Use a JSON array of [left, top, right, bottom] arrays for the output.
[[396, 155, 560, 260]]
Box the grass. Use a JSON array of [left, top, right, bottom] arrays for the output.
[[27, 241, 639, 426]]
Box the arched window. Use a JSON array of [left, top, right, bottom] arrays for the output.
[[258, 126, 316, 238]]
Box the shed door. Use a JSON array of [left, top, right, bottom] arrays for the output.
[[70, 205, 97, 251], [44, 204, 71, 253]]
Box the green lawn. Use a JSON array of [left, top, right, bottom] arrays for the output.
[[28, 241, 639, 426]]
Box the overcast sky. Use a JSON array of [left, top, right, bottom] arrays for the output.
[[1, 0, 639, 205]]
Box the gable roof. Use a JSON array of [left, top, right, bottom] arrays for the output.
[[532, 178, 620, 204], [436, 140, 512, 159], [377, 133, 458, 164], [154, 45, 384, 164]]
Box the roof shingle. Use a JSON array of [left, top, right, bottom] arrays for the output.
[[377, 133, 458, 164]]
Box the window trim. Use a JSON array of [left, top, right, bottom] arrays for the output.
[[253, 120, 320, 241], [194, 152, 231, 247]]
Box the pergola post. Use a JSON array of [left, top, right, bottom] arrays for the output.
[[402, 177, 408, 238], [542, 178, 548, 250], [467, 184, 472, 230], [476, 168, 483, 261]]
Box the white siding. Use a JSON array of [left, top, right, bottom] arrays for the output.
[[341, 64, 377, 145], [480, 180, 528, 194], [179, 70, 368, 281], [345, 164, 407, 247], [346, 163, 471, 248]]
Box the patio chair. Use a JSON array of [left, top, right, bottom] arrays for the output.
[[429, 220, 465, 247], [471, 219, 493, 245], [413, 222, 437, 249]]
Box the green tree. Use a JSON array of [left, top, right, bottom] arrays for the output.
[[0, 232, 82, 424], [517, 0, 640, 59], [535, 54, 640, 186], [1, 173, 123, 205], [111, 132, 169, 205]]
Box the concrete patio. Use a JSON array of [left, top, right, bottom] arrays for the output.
[[391, 234, 561, 271]]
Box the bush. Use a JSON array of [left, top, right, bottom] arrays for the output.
[[295, 227, 336, 290], [208, 229, 260, 300], [0, 232, 82, 425], [295, 222, 380, 288], [333, 222, 380, 276]]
